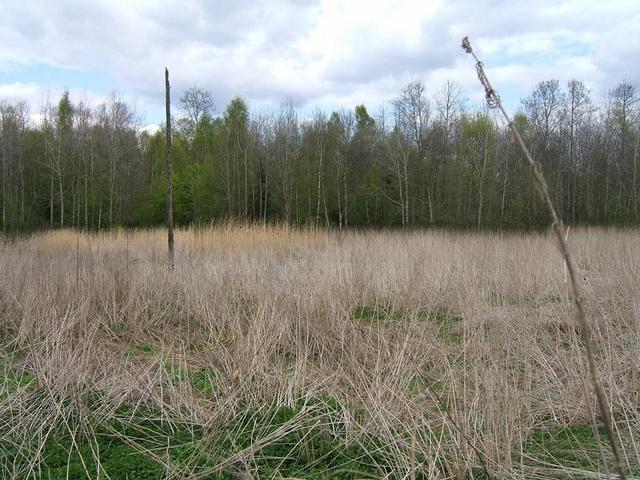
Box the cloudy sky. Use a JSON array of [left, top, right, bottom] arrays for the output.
[[0, 0, 638, 129]]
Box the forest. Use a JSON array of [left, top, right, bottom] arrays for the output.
[[0, 78, 638, 232], [3, 76, 640, 480]]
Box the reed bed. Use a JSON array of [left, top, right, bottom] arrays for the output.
[[0, 225, 638, 479]]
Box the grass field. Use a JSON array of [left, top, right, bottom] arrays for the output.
[[1, 224, 639, 479]]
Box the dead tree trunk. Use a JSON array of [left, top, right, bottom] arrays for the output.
[[165, 67, 175, 270]]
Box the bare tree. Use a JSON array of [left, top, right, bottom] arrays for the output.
[[379, 126, 411, 227], [0, 102, 9, 230], [105, 94, 136, 226], [392, 81, 432, 225], [562, 80, 593, 222], [179, 86, 215, 139], [522, 80, 565, 156], [309, 111, 329, 227], [74, 99, 93, 229], [273, 99, 299, 223], [394, 80, 431, 156], [0, 102, 29, 230], [608, 81, 639, 216], [329, 110, 354, 229], [250, 114, 271, 222], [53, 92, 74, 228], [435, 80, 465, 159]]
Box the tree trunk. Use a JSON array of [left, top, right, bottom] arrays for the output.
[[59, 173, 64, 228], [396, 161, 405, 228], [84, 168, 89, 229], [477, 127, 489, 229], [109, 158, 115, 226], [403, 156, 410, 226], [633, 132, 639, 217], [315, 136, 323, 226], [226, 148, 232, 216], [336, 159, 343, 229], [244, 148, 248, 217], [428, 187, 434, 225], [343, 159, 348, 227], [20, 159, 25, 227], [50, 175, 54, 227], [1, 143, 5, 231]]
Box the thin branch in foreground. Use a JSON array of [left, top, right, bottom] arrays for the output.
[[461, 35, 626, 480]]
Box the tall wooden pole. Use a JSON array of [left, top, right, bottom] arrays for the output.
[[165, 67, 175, 270]]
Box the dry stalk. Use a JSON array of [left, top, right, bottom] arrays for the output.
[[462, 36, 627, 480], [1, 224, 637, 478]]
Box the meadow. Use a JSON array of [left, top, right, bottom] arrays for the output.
[[0, 224, 638, 479]]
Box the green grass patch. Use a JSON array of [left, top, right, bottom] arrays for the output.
[[352, 303, 400, 322], [124, 342, 156, 358], [430, 311, 463, 344], [163, 362, 220, 398], [192, 368, 219, 396], [1, 368, 35, 391], [163, 359, 190, 383], [0, 354, 35, 399], [0, 390, 389, 479], [352, 305, 463, 344], [521, 424, 607, 474]]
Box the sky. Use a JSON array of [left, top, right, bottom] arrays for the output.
[[0, 0, 638, 130]]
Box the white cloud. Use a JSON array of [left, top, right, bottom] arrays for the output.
[[0, 82, 147, 129], [0, 82, 42, 101], [0, 0, 637, 120], [140, 124, 160, 135]]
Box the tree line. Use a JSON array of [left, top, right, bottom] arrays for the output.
[[0, 78, 638, 232]]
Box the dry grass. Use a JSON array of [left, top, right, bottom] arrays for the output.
[[1, 224, 638, 479]]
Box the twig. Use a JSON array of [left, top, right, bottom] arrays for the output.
[[461, 36, 626, 480]]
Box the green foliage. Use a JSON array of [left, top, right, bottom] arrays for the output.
[[124, 342, 156, 358], [1, 79, 639, 232], [163, 360, 190, 383], [32, 433, 163, 480], [355, 104, 375, 133], [352, 303, 398, 322], [0, 367, 35, 399], [1, 346, 389, 479], [192, 369, 218, 397], [521, 425, 607, 473], [0, 392, 388, 480], [430, 311, 463, 344], [56, 91, 74, 136]]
